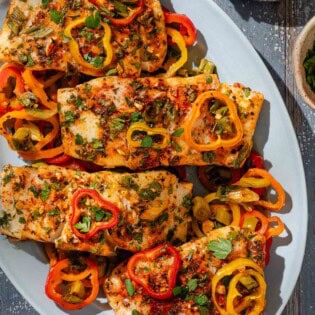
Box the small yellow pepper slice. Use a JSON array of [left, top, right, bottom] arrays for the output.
[[126, 122, 170, 149], [184, 91, 243, 151], [164, 27, 188, 78], [0, 110, 63, 160], [227, 270, 266, 315], [212, 258, 265, 315], [243, 168, 285, 211], [192, 196, 211, 221], [230, 204, 241, 226], [64, 17, 113, 76]]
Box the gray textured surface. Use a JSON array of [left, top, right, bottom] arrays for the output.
[[0, 0, 314, 314]]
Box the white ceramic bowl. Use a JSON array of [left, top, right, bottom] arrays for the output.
[[293, 16, 315, 109]]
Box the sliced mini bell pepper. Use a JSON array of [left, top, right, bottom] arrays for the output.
[[0, 109, 62, 160], [164, 12, 197, 46], [45, 154, 72, 165], [183, 91, 243, 151], [22, 70, 57, 110], [45, 258, 99, 310], [64, 17, 113, 76], [89, 0, 145, 26], [227, 270, 266, 315], [127, 244, 181, 300], [126, 122, 170, 149], [0, 64, 25, 114], [265, 216, 285, 239], [212, 258, 265, 315], [71, 188, 120, 240], [242, 168, 285, 211], [164, 27, 188, 77], [240, 210, 269, 235]]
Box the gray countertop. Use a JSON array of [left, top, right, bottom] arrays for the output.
[[0, 0, 314, 314]]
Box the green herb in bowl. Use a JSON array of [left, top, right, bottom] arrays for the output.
[[303, 44, 315, 93]]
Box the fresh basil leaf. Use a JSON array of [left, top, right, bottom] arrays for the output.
[[207, 237, 232, 259]]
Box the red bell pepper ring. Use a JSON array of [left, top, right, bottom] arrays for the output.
[[249, 151, 265, 169], [127, 244, 181, 300], [0, 65, 25, 114], [61, 160, 87, 172], [45, 258, 99, 310], [89, 0, 144, 26], [164, 12, 197, 46], [71, 188, 120, 240], [45, 153, 72, 165]]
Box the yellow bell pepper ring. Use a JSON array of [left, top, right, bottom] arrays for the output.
[[164, 27, 188, 78], [64, 17, 113, 75], [227, 270, 266, 315], [244, 168, 285, 211], [183, 91, 243, 151], [212, 258, 265, 315], [126, 122, 170, 149]]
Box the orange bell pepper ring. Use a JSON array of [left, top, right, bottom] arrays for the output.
[[242, 168, 285, 211], [184, 91, 243, 151], [45, 258, 99, 310]]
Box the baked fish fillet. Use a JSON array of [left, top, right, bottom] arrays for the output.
[[0, 0, 166, 77], [0, 164, 192, 255], [58, 75, 263, 170], [105, 226, 266, 315]]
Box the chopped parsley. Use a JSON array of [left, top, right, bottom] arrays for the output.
[[75, 134, 84, 145], [74, 216, 91, 233], [85, 11, 100, 29], [172, 128, 184, 137], [141, 136, 153, 148], [49, 9, 66, 25], [125, 279, 135, 296], [40, 182, 50, 202], [207, 237, 232, 259], [19, 217, 26, 224], [48, 209, 61, 216]]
